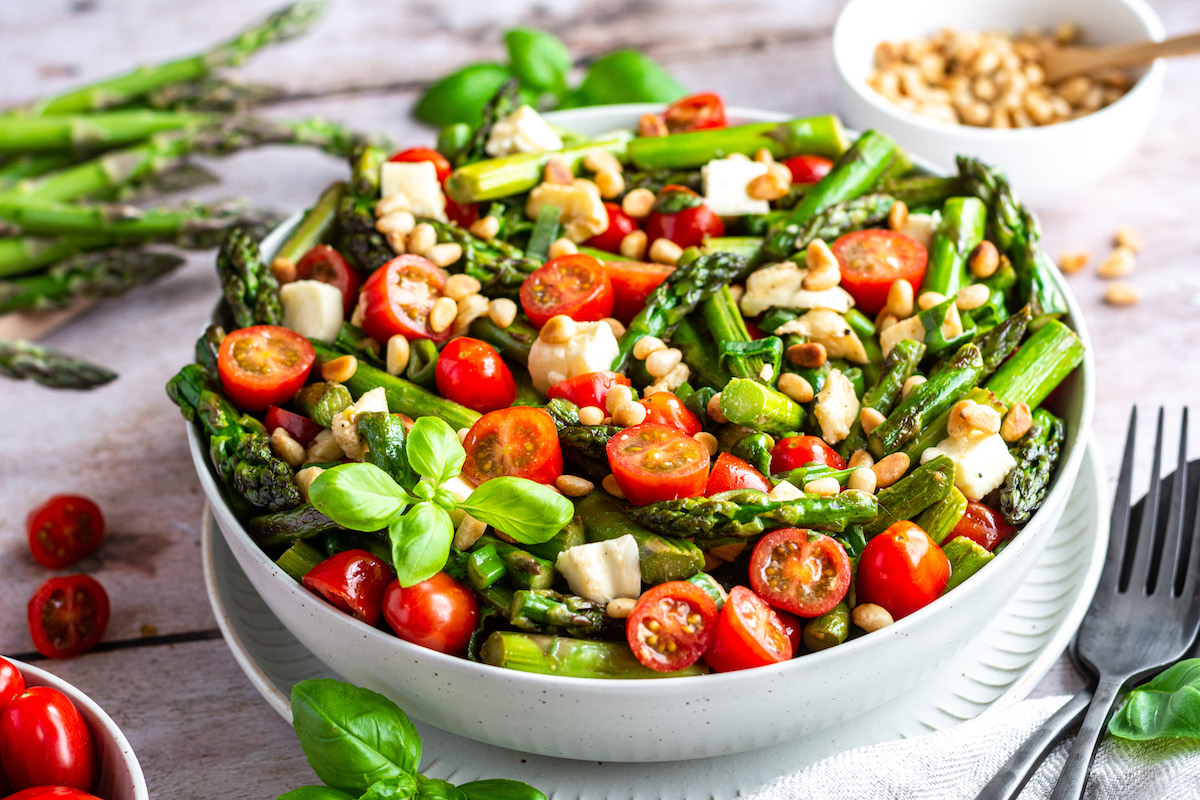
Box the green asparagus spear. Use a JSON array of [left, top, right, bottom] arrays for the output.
[[272, 181, 346, 266], [467, 543, 508, 589], [520, 515, 587, 563], [276, 540, 325, 582], [0, 247, 182, 312], [802, 602, 850, 651], [720, 377, 805, 436], [423, 218, 540, 299], [509, 590, 623, 640], [625, 115, 848, 169], [758, 193, 895, 265], [574, 491, 705, 584], [0, 338, 116, 389], [864, 455, 955, 537], [985, 320, 1084, 410], [469, 315, 537, 365], [920, 197, 987, 297], [294, 382, 353, 427], [0, 110, 213, 154], [701, 285, 773, 381], [956, 304, 1031, 378], [472, 535, 557, 590], [671, 315, 733, 389], [0, 198, 263, 247], [144, 77, 285, 113], [0, 154, 77, 188], [334, 192, 392, 274], [0, 235, 111, 279], [838, 338, 925, 457], [217, 225, 282, 328], [913, 486, 968, 545], [880, 175, 965, 208], [999, 408, 1066, 525], [479, 631, 708, 678], [730, 431, 775, 477], [869, 343, 984, 458], [559, 425, 621, 483], [247, 504, 341, 549], [542, 397, 580, 431], [942, 536, 994, 592], [629, 487, 878, 539]]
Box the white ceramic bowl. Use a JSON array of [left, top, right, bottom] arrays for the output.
[[8, 658, 149, 800], [193, 106, 1095, 762], [833, 0, 1165, 204]]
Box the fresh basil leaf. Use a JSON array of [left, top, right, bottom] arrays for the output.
[[277, 788, 356, 800], [416, 780, 467, 800], [359, 775, 420, 800], [458, 778, 548, 800], [1109, 658, 1200, 740], [572, 50, 686, 107], [414, 63, 515, 127], [458, 477, 573, 544], [289, 679, 421, 793], [407, 416, 466, 487], [309, 463, 412, 532], [504, 28, 571, 98], [389, 501, 454, 587]]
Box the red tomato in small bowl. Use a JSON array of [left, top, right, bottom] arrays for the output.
[[830, 229, 928, 316], [519, 253, 614, 328], [26, 576, 110, 660], [388, 146, 452, 183], [296, 244, 360, 316], [770, 435, 847, 474], [0, 658, 24, 711], [360, 255, 450, 344], [302, 549, 393, 627], [626, 581, 718, 672], [263, 405, 323, 447], [217, 325, 315, 412], [462, 407, 563, 486], [383, 573, 478, 655], [606, 423, 709, 506], [26, 497, 104, 570], [584, 203, 638, 254], [857, 521, 950, 620], [748, 528, 851, 618], [434, 337, 516, 414], [645, 188, 725, 250], [663, 92, 728, 133], [945, 501, 1016, 552], [638, 392, 701, 435], [0, 687, 96, 793], [703, 586, 793, 672], [600, 260, 674, 324], [545, 371, 631, 410], [705, 453, 771, 495], [782, 154, 834, 184]]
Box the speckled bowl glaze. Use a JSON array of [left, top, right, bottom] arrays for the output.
[[192, 106, 1094, 762]]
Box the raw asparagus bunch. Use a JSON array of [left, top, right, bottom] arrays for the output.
[[0, 338, 116, 389]]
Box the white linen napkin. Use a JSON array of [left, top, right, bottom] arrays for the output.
[[745, 695, 1200, 799]]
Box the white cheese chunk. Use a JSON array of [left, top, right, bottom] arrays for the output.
[[380, 160, 447, 221], [901, 211, 941, 250], [774, 308, 869, 363], [702, 158, 770, 217], [330, 387, 388, 462], [556, 535, 641, 604], [879, 314, 925, 358], [527, 321, 619, 393], [486, 105, 563, 157], [921, 431, 1017, 501], [441, 475, 476, 526], [525, 180, 608, 242], [767, 480, 804, 501], [279, 280, 344, 343], [741, 261, 857, 318], [813, 368, 859, 445]]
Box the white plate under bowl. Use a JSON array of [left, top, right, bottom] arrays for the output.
[[203, 437, 1105, 799]]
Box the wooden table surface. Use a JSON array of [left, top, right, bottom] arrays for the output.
[[2, 1, 1199, 796]]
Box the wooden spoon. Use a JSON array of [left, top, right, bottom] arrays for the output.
[[1042, 31, 1200, 84]]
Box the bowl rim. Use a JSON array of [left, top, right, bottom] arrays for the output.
[[195, 103, 1094, 692], [830, 0, 1167, 141]]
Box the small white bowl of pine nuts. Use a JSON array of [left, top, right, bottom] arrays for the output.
[[832, 0, 1166, 204]]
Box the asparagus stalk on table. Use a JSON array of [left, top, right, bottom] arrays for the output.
[[0, 337, 116, 389], [0, 247, 183, 312], [0, 110, 215, 154]]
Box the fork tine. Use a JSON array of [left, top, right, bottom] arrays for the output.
[[1125, 408, 1166, 593], [1153, 409, 1190, 595], [1181, 416, 1200, 603], [1106, 407, 1138, 587]]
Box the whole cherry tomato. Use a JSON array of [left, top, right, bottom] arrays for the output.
[[599, 259, 674, 324], [216, 325, 315, 412], [545, 371, 631, 410], [433, 337, 517, 414], [519, 253, 614, 328], [359, 255, 450, 343], [584, 203, 637, 254], [26, 497, 104, 570], [626, 581, 718, 672], [857, 521, 950, 620], [0, 687, 96, 792], [945, 501, 1016, 552], [830, 229, 928, 316], [770, 434, 848, 473], [748, 528, 851, 618], [388, 146, 452, 183], [705, 453, 772, 495], [703, 586, 793, 672], [382, 572, 478, 655], [0, 657, 25, 711], [263, 406, 323, 447], [662, 92, 728, 133], [27, 576, 110, 659], [782, 154, 834, 184], [296, 245, 360, 315], [446, 197, 479, 229], [462, 407, 563, 486], [606, 423, 710, 506], [638, 392, 702, 436], [302, 550, 393, 627], [644, 186, 724, 249]]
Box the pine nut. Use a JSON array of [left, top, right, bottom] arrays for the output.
[[777, 372, 815, 404], [860, 407, 885, 434], [584, 149, 623, 174], [548, 237, 578, 259], [606, 384, 634, 415], [407, 222, 436, 256], [637, 112, 668, 138], [707, 392, 727, 424], [269, 427, 306, 469], [594, 169, 625, 199], [872, 452, 910, 489], [633, 336, 667, 360], [1001, 401, 1033, 442], [847, 466, 877, 494], [804, 476, 841, 496], [886, 279, 914, 318], [612, 400, 648, 427], [901, 375, 926, 399], [443, 273, 482, 301], [786, 342, 827, 369], [294, 466, 325, 502], [848, 449, 875, 470], [428, 296, 458, 334], [488, 297, 518, 329], [1104, 282, 1139, 306], [805, 238, 839, 274], [918, 291, 946, 310], [540, 314, 577, 344], [619, 229, 648, 260], [578, 405, 605, 426], [968, 240, 1000, 278], [375, 210, 416, 237], [375, 193, 410, 217], [963, 402, 1001, 435], [1098, 247, 1135, 279], [468, 215, 500, 240], [747, 170, 790, 201], [386, 335, 410, 376], [271, 257, 297, 285], [645, 347, 682, 378], [606, 597, 636, 619], [877, 311, 899, 332], [321, 355, 357, 383], [729, 284, 744, 304], [1058, 250, 1090, 274], [1114, 224, 1143, 252], [602, 474, 625, 498], [385, 230, 407, 254], [306, 430, 344, 463], [689, 431, 716, 457], [622, 188, 656, 219], [543, 156, 574, 185], [453, 515, 487, 551], [426, 242, 463, 268], [555, 474, 595, 497], [853, 603, 894, 633], [956, 283, 990, 310], [888, 200, 909, 232], [454, 293, 490, 332], [649, 237, 683, 265]]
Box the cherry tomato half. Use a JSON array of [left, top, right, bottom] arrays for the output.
[[434, 337, 517, 414], [584, 203, 638, 254], [388, 146, 452, 184], [545, 371, 631, 410], [26, 497, 104, 570], [462, 407, 563, 486], [263, 405, 323, 447], [663, 92, 728, 133], [302, 549, 392, 627], [360, 255, 450, 344], [830, 229, 928, 316], [782, 154, 834, 184], [626, 581, 718, 672], [519, 253, 614, 328], [857, 520, 950, 620], [600, 260, 674, 324], [6, 788, 104, 800], [705, 452, 772, 496], [704, 586, 793, 672], [645, 188, 725, 250], [606, 423, 710, 506], [27, 576, 110, 659], [216, 325, 315, 412], [638, 392, 702, 436], [296, 244, 360, 316], [774, 609, 803, 656], [946, 501, 1016, 552], [749, 528, 851, 618], [445, 197, 479, 229], [0, 687, 96, 793], [382, 573, 478, 655], [770, 435, 848, 474], [0, 658, 24, 711]]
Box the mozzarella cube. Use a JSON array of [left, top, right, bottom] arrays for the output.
[[527, 321, 619, 393], [702, 158, 770, 217], [879, 314, 925, 358], [813, 368, 859, 445], [380, 160, 447, 221], [331, 387, 389, 462], [486, 105, 563, 157], [775, 308, 869, 363], [902, 211, 941, 250], [280, 279, 344, 343], [741, 261, 804, 316], [555, 535, 641, 604], [921, 431, 1017, 501]]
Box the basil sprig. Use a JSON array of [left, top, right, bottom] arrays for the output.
[[1108, 658, 1200, 741], [308, 417, 572, 587]]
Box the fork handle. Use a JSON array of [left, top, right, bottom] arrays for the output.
[[971, 689, 1090, 800], [1049, 674, 1125, 800]]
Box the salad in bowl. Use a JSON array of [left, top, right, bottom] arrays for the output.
[[174, 90, 1090, 759]]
